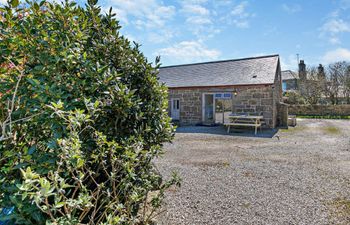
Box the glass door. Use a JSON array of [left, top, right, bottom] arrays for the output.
[[203, 94, 214, 124], [215, 93, 233, 124]]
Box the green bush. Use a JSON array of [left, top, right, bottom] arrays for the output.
[[296, 115, 350, 119], [0, 0, 179, 224], [284, 91, 306, 105]]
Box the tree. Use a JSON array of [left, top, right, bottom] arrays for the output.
[[325, 62, 348, 105], [0, 0, 179, 224], [284, 91, 306, 105], [339, 62, 350, 104], [298, 66, 325, 104]]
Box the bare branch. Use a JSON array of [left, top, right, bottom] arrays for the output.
[[0, 59, 26, 141]]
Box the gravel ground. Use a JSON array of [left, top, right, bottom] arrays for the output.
[[155, 119, 350, 225]]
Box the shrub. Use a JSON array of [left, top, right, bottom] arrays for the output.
[[0, 0, 179, 224], [284, 91, 306, 105]]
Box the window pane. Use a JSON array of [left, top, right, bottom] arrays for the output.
[[215, 93, 222, 98], [282, 81, 287, 92], [223, 93, 232, 98]]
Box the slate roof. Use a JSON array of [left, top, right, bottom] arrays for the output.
[[158, 55, 280, 88], [281, 70, 298, 80]]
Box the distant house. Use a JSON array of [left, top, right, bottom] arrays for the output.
[[158, 55, 283, 128], [281, 70, 298, 92]]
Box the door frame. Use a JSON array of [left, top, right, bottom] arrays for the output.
[[202, 93, 216, 123], [170, 98, 180, 120]]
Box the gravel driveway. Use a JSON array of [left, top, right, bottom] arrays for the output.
[[155, 119, 350, 225]]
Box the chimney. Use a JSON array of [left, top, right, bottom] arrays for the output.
[[298, 60, 306, 80], [317, 64, 325, 80]]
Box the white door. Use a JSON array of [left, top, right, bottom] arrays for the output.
[[171, 99, 180, 120]]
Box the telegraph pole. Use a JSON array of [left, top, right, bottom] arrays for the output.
[[296, 53, 299, 66]]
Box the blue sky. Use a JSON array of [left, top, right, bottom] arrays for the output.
[[3, 0, 350, 70], [95, 0, 350, 71]]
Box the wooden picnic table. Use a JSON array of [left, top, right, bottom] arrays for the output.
[[225, 114, 263, 135]]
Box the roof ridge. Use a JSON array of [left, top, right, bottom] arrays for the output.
[[282, 70, 298, 79], [282, 70, 297, 73], [160, 54, 279, 69]]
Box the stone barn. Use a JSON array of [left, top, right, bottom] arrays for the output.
[[281, 70, 298, 92], [158, 55, 283, 128]]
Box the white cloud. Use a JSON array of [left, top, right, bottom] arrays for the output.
[[213, 0, 231, 7], [155, 41, 221, 64], [229, 1, 254, 28], [106, 0, 175, 29], [321, 18, 350, 34], [179, 0, 217, 39], [282, 4, 301, 14], [157, 5, 176, 19], [179, 0, 255, 39], [319, 2, 350, 45], [186, 16, 212, 25], [0, 0, 7, 4], [329, 10, 340, 18], [102, 7, 129, 25], [232, 20, 249, 28], [320, 17, 350, 44], [184, 0, 208, 4], [329, 37, 341, 44], [102, 0, 177, 45], [181, 4, 210, 16], [123, 33, 138, 43], [280, 54, 298, 71], [231, 1, 248, 16], [180, 1, 212, 26], [321, 48, 350, 64], [148, 30, 175, 44]]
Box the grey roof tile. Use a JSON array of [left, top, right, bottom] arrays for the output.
[[281, 70, 298, 80], [158, 55, 279, 88]]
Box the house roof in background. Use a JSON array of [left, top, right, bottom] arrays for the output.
[[158, 55, 280, 88], [281, 70, 298, 80]]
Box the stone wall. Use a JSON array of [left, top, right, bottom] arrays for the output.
[[289, 104, 350, 116], [168, 84, 279, 128], [168, 89, 202, 125], [232, 86, 276, 127], [273, 66, 283, 127], [277, 102, 289, 127]]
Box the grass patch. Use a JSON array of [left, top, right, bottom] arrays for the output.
[[242, 202, 251, 208], [279, 126, 307, 133], [323, 126, 341, 135], [222, 161, 230, 167], [296, 115, 350, 119], [329, 198, 350, 222]]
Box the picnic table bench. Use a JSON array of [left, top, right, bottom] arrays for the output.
[[224, 114, 263, 135]]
